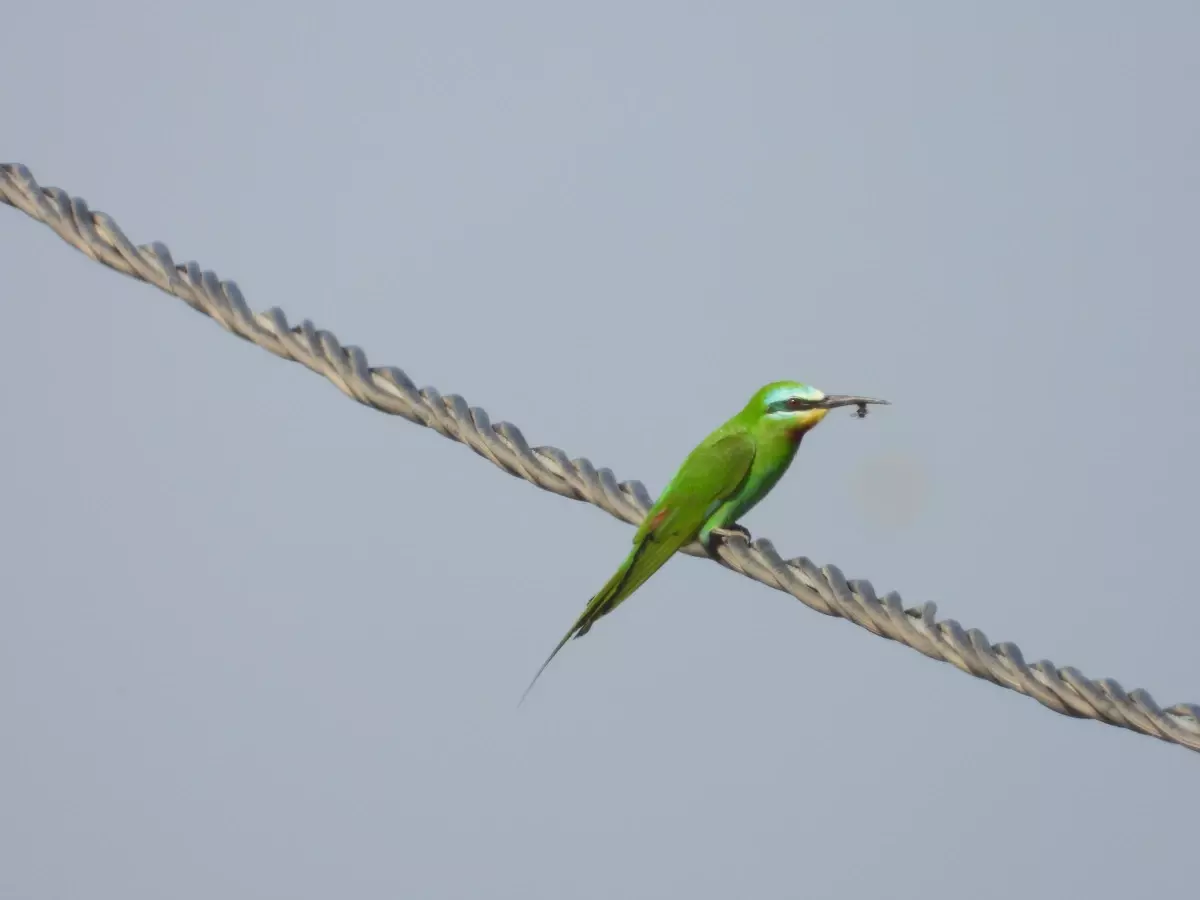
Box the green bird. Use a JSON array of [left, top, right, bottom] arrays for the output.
[[520, 380, 888, 702]]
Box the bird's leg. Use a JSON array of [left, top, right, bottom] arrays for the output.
[[703, 524, 751, 558]]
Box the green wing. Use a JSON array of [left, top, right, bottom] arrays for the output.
[[633, 430, 757, 546], [520, 432, 755, 703]]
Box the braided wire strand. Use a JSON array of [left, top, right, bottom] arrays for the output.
[[3, 162, 1197, 753]]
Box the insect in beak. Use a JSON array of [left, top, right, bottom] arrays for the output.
[[815, 394, 890, 418]]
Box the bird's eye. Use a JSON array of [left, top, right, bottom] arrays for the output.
[[786, 397, 808, 410]]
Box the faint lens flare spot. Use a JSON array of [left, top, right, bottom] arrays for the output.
[[849, 452, 930, 531]]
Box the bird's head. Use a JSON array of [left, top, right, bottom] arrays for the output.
[[747, 381, 889, 439]]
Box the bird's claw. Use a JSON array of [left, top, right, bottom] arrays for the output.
[[703, 525, 751, 558]]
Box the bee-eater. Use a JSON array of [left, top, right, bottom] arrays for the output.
[[521, 380, 888, 702]]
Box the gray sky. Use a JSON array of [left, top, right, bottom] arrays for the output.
[[3, 3, 1198, 898]]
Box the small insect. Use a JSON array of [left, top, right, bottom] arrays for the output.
[[853, 402, 869, 419]]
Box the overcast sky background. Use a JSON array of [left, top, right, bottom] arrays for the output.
[[2, 3, 1198, 898]]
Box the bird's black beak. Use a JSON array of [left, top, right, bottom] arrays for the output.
[[815, 394, 890, 410]]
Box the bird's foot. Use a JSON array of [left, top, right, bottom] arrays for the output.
[[703, 524, 752, 558]]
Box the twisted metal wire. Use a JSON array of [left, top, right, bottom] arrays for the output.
[[3, 162, 1197, 754]]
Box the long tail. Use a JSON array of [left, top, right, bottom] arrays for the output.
[[519, 536, 677, 704]]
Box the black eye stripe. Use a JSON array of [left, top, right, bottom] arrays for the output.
[[770, 397, 814, 413]]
